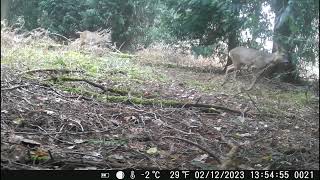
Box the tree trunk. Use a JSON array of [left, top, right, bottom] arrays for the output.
[[223, 32, 238, 72], [223, 0, 241, 72], [1, 0, 9, 20], [270, 0, 298, 82]]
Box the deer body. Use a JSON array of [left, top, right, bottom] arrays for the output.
[[222, 46, 288, 90], [77, 31, 101, 46]]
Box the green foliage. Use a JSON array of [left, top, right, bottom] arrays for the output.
[[191, 45, 214, 57], [39, 0, 85, 36], [5, 0, 41, 30], [270, 0, 318, 81], [99, 0, 161, 50], [158, 0, 244, 57], [5, 0, 161, 50], [241, 1, 274, 49], [288, 0, 318, 65], [163, 0, 235, 44], [4, 0, 318, 71]]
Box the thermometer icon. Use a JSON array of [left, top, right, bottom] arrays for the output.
[[130, 170, 135, 179]]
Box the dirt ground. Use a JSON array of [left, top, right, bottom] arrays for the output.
[[1, 62, 319, 170]]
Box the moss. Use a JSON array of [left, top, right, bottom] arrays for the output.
[[61, 86, 83, 94], [185, 79, 218, 92], [262, 90, 309, 108]]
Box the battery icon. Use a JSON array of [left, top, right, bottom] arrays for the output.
[[101, 172, 109, 179]]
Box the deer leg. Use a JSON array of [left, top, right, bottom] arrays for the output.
[[246, 68, 264, 91], [246, 63, 274, 91], [233, 69, 239, 81], [222, 65, 235, 86]]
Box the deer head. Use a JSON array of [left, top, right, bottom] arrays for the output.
[[222, 46, 288, 90]]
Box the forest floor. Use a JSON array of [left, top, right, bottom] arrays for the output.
[[1, 29, 319, 170]]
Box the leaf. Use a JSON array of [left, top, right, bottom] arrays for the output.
[[67, 145, 76, 149], [261, 155, 272, 161], [146, 147, 158, 155], [109, 154, 124, 160], [74, 139, 86, 144], [13, 118, 24, 125], [235, 133, 251, 138], [45, 110, 56, 115], [237, 116, 245, 123], [192, 154, 209, 163], [124, 116, 137, 122], [30, 148, 50, 161], [213, 126, 221, 131], [222, 25, 228, 32]]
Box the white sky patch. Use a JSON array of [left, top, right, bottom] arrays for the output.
[[262, 4, 274, 51]]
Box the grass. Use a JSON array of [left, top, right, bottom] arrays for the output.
[[2, 29, 317, 118], [1, 42, 167, 90], [186, 79, 218, 92]]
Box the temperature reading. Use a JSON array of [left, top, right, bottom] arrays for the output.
[[170, 171, 179, 179], [145, 171, 150, 179], [143, 171, 161, 179], [153, 171, 160, 179]]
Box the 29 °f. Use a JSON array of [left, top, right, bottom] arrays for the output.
[[170, 171, 190, 179]]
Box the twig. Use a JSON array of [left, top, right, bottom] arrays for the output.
[[2, 129, 111, 135], [244, 91, 265, 120], [132, 150, 162, 170], [179, 103, 243, 115], [30, 124, 74, 145], [246, 63, 275, 91], [55, 77, 127, 95], [35, 83, 93, 100], [44, 159, 112, 169], [1, 84, 30, 91], [162, 136, 221, 164], [49, 32, 71, 42], [63, 151, 103, 159]]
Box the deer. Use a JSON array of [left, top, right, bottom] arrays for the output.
[[221, 46, 288, 90], [76, 30, 101, 46]]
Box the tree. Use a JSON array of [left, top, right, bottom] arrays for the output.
[[163, 0, 318, 82], [162, 0, 241, 65], [1, 0, 9, 20], [99, 0, 160, 50], [270, 0, 319, 82], [2, 0, 40, 30], [4, 0, 160, 50]]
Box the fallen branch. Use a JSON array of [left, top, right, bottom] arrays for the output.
[[161, 136, 221, 164], [53, 77, 127, 95], [49, 32, 71, 42], [1, 84, 30, 91], [179, 103, 243, 115], [21, 68, 84, 75], [161, 135, 242, 169]]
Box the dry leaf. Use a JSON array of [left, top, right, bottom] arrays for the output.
[[146, 147, 158, 155]]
